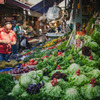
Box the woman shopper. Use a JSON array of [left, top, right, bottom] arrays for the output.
[[0, 22, 16, 62]]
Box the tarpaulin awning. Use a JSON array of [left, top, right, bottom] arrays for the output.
[[30, 0, 64, 14], [0, 0, 5, 4], [5, 0, 30, 9]]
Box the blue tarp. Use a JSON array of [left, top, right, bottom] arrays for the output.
[[30, 0, 64, 13]]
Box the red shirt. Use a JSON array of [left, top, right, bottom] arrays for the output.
[[0, 27, 16, 54]]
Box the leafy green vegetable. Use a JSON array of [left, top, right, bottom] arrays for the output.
[[82, 65, 95, 73], [20, 92, 29, 98], [81, 84, 100, 100], [91, 52, 99, 60], [82, 57, 99, 67], [88, 42, 99, 51], [42, 76, 50, 82], [62, 87, 83, 100], [69, 74, 89, 86], [86, 17, 96, 35], [83, 35, 92, 44], [42, 82, 62, 98], [57, 79, 68, 89], [86, 69, 100, 79], [27, 71, 37, 79], [91, 25, 100, 44], [0, 73, 15, 99], [36, 70, 43, 79], [66, 63, 81, 75], [12, 84, 24, 96], [19, 74, 32, 88], [49, 70, 65, 77]]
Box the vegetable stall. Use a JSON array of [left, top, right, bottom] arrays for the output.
[[0, 23, 100, 100]]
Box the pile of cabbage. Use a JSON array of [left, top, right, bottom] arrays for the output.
[[9, 28, 100, 100], [9, 70, 43, 99], [9, 63, 100, 100]]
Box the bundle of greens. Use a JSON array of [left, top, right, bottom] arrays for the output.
[[62, 87, 83, 100], [91, 25, 100, 44], [86, 17, 96, 35], [69, 74, 89, 86], [42, 82, 62, 98], [86, 69, 100, 80], [0, 73, 15, 99], [66, 63, 82, 75], [81, 84, 100, 100]]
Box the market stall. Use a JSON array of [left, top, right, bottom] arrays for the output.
[[0, 0, 100, 100]]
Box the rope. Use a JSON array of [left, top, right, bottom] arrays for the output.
[[43, 0, 45, 13]]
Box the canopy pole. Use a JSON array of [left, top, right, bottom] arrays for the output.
[[43, 0, 45, 13], [73, 0, 77, 35], [80, 0, 82, 30], [65, 0, 67, 10]]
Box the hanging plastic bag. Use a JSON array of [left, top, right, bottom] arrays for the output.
[[47, 5, 62, 21]]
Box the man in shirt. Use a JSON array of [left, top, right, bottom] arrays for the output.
[[0, 22, 16, 61]]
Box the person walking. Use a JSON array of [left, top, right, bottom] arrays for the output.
[[0, 22, 16, 62]]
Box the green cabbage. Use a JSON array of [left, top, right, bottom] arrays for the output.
[[66, 63, 81, 75], [91, 52, 99, 60], [20, 92, 29, 98], [84, 35, 92, 44], [36, 70, 43, 78], [49, 70, 65, 77], [36, 76, 41, 83], [88, 42, 99, 51], [82, 57, 98, 67], [27, 71, 37, 79], [81, 84, 100, 99], [12, 84, 24, 96], [86, 69, 100, 79], [42, 76, 50, 82], [82, 65, 95, 73], [19, 74, 33, 88], [69, 74, 89, 86], [57, 79, 68, 89], [62, 87, 83, 100], [43, 82, 62, 98]]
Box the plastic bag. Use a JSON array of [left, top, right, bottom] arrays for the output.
[[8, 54, 23, 61], [20, 39, 26, 47], [47, 5, 61, 21]]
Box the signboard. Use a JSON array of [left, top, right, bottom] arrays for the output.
[[0, 0, 5, 4]]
